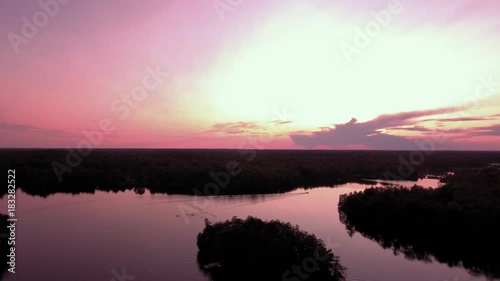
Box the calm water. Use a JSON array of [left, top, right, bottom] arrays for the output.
[[0, 179, 490, 281]]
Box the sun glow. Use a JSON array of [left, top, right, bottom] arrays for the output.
[[200, 4, 496, 131]]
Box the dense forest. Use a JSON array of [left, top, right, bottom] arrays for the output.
[[1, 149, 500, 197], [197, 216, 345, 281], [338, 168, 500, 279]]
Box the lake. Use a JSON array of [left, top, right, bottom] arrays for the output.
[[0, 178, 490, 281]]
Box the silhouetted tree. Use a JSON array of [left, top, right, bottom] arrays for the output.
[[197, 216, 345, 281], [2, 149, 500, 197], [0, 214, 10, 279], [338, 168, 500, 279]]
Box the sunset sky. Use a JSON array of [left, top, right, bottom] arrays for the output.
[[1, 0, 499, 149]]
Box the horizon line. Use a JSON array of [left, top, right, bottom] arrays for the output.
[[2, 148, 500, 152]]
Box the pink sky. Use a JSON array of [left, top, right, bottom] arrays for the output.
[[1, 0, 499, 149]]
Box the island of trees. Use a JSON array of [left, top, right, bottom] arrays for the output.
[[338, 168, 500, 279], [196, 216, 346, 281]]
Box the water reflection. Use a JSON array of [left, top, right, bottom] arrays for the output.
[[0, 182, 491, 281], [339, 215, 500, 279], [338, 169, 500, 280]]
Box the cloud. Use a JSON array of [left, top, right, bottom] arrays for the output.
[[204, 120, 293, 136], [421, 117, 493, 123], [204, 122, 260, 135], [0, 122, 77, 138], [272, 120, 293, 125], [290, 107, 457, 150], [467, 124, 500, 136], [386, 126, 432, 132]]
